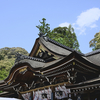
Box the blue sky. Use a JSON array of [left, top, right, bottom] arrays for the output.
[[0, 0, 100, 54]]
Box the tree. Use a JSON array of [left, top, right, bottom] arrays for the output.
[[36, 18, 80, 52], [48, 25, 80, 52], [36, 18, 51, 36], [0, 47, 29, 80], [89, 31, 100, 51], [0, 54, 4, 60]]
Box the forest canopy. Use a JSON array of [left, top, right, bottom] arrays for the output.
[[0, 47, 28, 80]]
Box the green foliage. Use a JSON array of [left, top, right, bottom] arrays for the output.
[[0, 54, 4, 60], [49, 25, 80, 52], [0, 47, 28, 80], [36, 18, 51, 36], [89, 31, 100, 51], [36, 18, 80, 52]]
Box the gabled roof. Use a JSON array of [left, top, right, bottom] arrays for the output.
[[86, 53, 100, 66], [29, 36, 100, 66], [30, 35, 100, 56], [40, 51, 100, 77], [84, 49, 100, 66], [29, 36, 74, 58], [85, 49, 100, 56]]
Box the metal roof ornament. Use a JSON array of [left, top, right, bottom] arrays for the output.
[[15, 53, 23, 63], [38, 32, 45, 37]]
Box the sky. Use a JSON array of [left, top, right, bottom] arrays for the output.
[[0, 0, 100, 54]]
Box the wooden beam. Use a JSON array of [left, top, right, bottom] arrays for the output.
[[20, 82, 69, 94]]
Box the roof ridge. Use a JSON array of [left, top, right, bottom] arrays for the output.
[[42, 36, 84, 56], [85, 49, 100, 56], [15, 53, 45, 63], [42, 36, 100, 56]]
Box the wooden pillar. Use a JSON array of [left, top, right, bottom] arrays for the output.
[[30, 91, 33, 100], [87, 92, 90, 100], [76, 93, 81, 100], [71, 93, 74, 100], [51, 86, 55, 100], [68, 93, 72, 100], [18, 92, 22, 99]]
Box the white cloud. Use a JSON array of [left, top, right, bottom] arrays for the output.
[[59, 22, 70, 27], [59, 8, 100, 35], [75, 8, 100, 35]]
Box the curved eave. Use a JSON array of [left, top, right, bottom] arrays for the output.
[[0, 80, 5, 85], [65, 77, 100, 93], [0, 92, 18, 98], [85, 49, 100, 56], [41, 51, 100, 74], [74, 51, 100, 70], [29, 38, 39, 56], [4, 59, 45, 82], [29, 36, 100, 65], [0, 82, 20, 91], [29, 36, 84, 58], [40, 36, 72, 56]]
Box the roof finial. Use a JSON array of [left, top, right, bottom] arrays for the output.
[[38, 28, 45, 37], [38, 32, 44, 37]]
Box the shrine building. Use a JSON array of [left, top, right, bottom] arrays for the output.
[[0, 35, 100, 100]]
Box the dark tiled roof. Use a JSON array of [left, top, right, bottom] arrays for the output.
[[43, 36, 100, 57], [15, 59, 45, 68], [0, 80, 4, 83], [41, 36, 100, 66], [85, 49, 100, 56], [43, 36, 84, 56], [84, 49, 100, 66], [15, 53, 45, 63], [86, 53, 100, 66], [0, 80, 5, 85], [44, 36, 74, 51]]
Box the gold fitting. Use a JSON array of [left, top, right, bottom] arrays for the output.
[[41, 72, 43, 75], [19, 67, 27, 73], [33, 73, 35, 76], [73, 62, 75, 65], [13, 80, 15, 82], [8, 82, 11, 85]]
